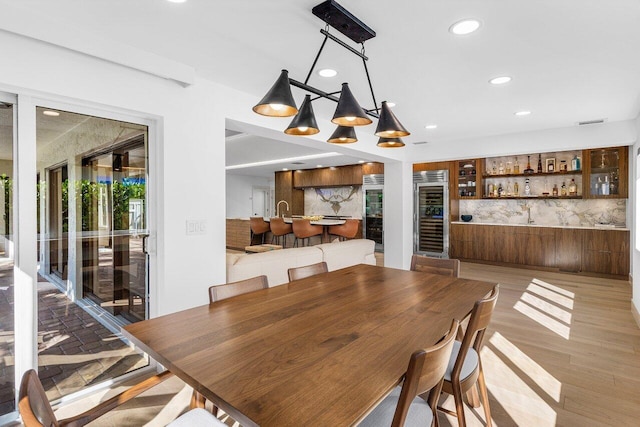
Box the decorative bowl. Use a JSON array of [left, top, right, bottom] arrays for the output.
[[461, 215, 473, 222], [302, 215, 324, 221]]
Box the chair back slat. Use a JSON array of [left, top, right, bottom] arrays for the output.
[[209, 275, 269, 303], [19, 369, 59, 427], [288, 262, 328, 282], [392, 319, 459, 427], [410, 255, 460, 277]]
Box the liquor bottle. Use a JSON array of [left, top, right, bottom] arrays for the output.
[[498, 183, 504, 197], [514, 181, 520, 196], [506, 181, 512, 196], [524, 178, 531, 195], [524, 155, 534, 174], [552, 184, 558, 196], [514, 157, 520, 174], [488, 183, 494, 197], [537, 154, 543, 173], [499, 162, 505, 175], [571, 154, 581, 171], [561, 182, 567, 196], [492, 161, 497, 175], [568, 178, 577, 195]]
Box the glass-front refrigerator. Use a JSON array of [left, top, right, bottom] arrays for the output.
[[414, 170, 449, 258], [363, 174, 383, 252]]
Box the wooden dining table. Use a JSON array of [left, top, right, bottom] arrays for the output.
[[122, 264, 496, 427]]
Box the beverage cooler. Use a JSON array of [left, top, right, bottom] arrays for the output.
[[414, 170, 449, 258], [363, 174, 383, 252]]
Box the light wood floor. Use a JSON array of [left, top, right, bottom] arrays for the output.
[[51, 261, 639, 427]]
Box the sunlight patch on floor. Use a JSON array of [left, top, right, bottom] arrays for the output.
[[520, 292, 572, 324], [532, 278, 575, 298], [489, 331, 561, 401], [514, 301, 570, 339], [526, 283, 574, 310], [482, 346, 557, 426]]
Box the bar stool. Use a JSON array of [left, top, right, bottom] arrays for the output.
[[292, 219, 323, 247], [328, 219, 359, 241], [270, 217, 293, 248], [249, 216, 270, 245]]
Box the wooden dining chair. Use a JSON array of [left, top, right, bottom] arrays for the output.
[[410, 255, 460, 277], [19, 369, 225, 427], [208, 275, 269, 303], [359, 319, 459, 427], [438, 285, 499, 427], [287, 261, 328, 282]]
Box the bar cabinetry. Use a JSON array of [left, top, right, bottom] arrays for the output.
[[450, 223, 629, 277], [582, 146, 628, 198]]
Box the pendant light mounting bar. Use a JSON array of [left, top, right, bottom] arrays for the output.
[[289, 78, 379, 119]]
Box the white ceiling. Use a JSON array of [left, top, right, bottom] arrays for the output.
[[7, 0, 640, 177]]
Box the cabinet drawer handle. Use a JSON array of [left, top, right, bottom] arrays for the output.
[[599, 250, 612, 254]]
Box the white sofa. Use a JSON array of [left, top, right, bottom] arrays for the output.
[[226, 239, 377, 287]]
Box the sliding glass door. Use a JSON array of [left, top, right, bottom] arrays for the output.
[[0, 97, 15, 419]]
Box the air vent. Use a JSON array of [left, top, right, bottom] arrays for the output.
[[577, 118, 606, 126], [291, 161, 305, 165], [413, 141, 429, 145]]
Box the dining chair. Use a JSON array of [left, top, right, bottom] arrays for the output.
[[358, 319, 459, 427], [269, 216, 293, 248], [410, 254, 460, 277], [209, 275, 269, 303], [438, 285, 499, 427], [19, 369, 225, 427], [328, 218, 359, 241], [287, 261, 328, 282], [292, 219, 323, 247], [249, 216, 270, 245]]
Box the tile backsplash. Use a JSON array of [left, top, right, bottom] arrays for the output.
[[459, 199, 626, 227], [304, 186, 362, 218]]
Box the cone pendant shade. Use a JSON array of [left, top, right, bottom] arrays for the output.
[[285, 95, 320, 135], [331, 83, 372, 126], [327, 126, 358, 144], [375, 101, 410, 137], [377, 137, 405, 148], [253, 70, 298, 117]]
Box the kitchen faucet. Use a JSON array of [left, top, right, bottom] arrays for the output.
[[524, 204, 534, 224], [276, 200, 290, 218]]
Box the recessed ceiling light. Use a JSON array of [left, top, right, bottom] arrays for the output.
[[318, 68, 337, 78], [358, 160, 365, 164], [489, 76, 512, 85], [316, 165, 323, 168], [386, 102, 396, 107], [424, 124, 438, 129], [449, 19, 481, 35], [166, 0, 187, 3], [282, 168, 289, 171], [514, 111, 531, 116], [42, 110, 60, 116]]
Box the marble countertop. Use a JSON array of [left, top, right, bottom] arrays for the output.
[[451, 221, 629, 231]]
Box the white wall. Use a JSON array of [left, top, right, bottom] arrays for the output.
[[226, 174, 274, 218]]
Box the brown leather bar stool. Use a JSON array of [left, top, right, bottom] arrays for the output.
[[328, 219, 359, 241], [292, 219, 323, 247], [269, 217, 293, 248], [249, 216, 270, 245]]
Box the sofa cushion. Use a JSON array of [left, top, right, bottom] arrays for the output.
[[315, 239, 376, 271], [227, 246, 323, 287]]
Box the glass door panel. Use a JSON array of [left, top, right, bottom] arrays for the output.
[[48, 165, 68, 279], [0, 100, 14, 417]]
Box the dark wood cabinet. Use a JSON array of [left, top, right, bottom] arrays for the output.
[[581, 229, 629, 276], [450, 223, 629, 277], [293, 164, 363, 188], [582, 146, 628, 198], [275, 171, 304, 216]]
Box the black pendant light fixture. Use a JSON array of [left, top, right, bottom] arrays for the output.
[[252, 70, 298, 117], [252, 0, 410, 147], [375, 101, 410, 138], [377, 137, 405, 148], [285, 95, 320, 135], [327, 125, 358, 143], [331, 83, 372, 126]]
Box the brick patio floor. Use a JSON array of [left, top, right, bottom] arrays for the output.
[[0, 261, 147, 416]]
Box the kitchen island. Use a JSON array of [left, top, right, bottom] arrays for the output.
[[450, 221, 629, 277]]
